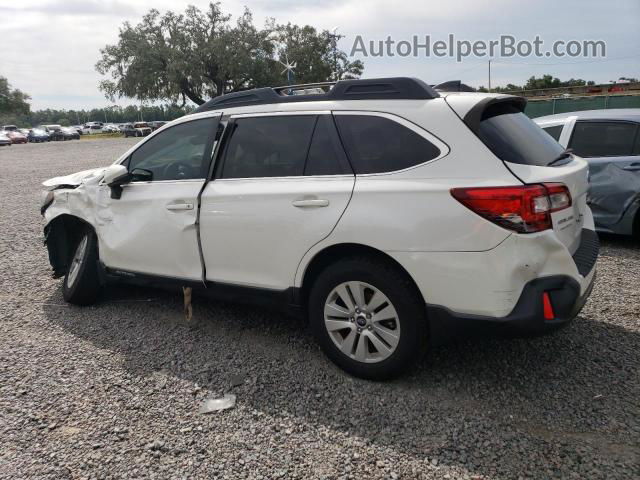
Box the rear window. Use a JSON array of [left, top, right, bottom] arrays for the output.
[[477, 104, 564, 166], [569, 121, 639, 157]]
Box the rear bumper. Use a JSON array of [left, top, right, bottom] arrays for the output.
[[425, 229, 599, 343], [427, 271, 596, 343]]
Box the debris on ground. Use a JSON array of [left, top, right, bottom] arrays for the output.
[[198, 394, 236, 414], [183, 286, 193, 321]]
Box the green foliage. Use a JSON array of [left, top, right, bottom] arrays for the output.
[[96, 2, 364, 105], [0, 104, 194, 128], [0, 76, 31, 115], [478, 75, 599, 93]]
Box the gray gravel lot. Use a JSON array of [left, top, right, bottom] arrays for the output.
[[1, 138, 639, 479]]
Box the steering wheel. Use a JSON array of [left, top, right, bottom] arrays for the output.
[[162, 159, 198, 180]]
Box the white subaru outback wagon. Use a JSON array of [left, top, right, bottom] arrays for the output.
[[41, 77, 598, 379]]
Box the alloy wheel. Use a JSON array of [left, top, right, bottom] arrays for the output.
[[323, 281, 400, 363]]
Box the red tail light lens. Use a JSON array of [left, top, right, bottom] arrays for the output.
[[450, 183, 572, 233]]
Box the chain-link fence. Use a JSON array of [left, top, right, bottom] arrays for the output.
[[525, 95, 640, 118]]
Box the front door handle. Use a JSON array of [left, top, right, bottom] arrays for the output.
[[166, 203, 194, 211], [292, 199, 330, 208], [623, 163, 640, 171]]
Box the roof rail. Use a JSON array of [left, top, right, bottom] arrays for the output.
[[194, 77, 440, 112], [432, 80, 475, 93]]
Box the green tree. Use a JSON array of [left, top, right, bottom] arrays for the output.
[[0, 76, 31, 115], [96, 2, 364, 105]]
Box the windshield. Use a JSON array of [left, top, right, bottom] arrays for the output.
[[477, 104, 565, 166]]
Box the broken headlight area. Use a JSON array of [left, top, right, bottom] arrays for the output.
[[40, 185, 77, 215]]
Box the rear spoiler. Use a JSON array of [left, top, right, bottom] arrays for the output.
[[463, 96, 527, 133]]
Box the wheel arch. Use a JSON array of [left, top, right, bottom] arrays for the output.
[[297, 243, 425, 306], [44, 213, 97, 277]]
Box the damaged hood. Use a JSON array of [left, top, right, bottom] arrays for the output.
[[42, 167, 107, 189]]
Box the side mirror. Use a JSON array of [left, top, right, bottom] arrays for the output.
[[103, 164, 128, 186], [104, 164, 130, 200]]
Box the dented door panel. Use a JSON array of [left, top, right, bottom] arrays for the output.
[[96, 180, 205, 280]]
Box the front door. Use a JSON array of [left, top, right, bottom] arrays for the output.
[[96, 115, 220, 280]]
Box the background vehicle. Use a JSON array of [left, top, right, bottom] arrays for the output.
[[1, 125, 18, 132], [41, 125, 63, 140], [70, 126, 84, 135], [5, 130, 28, 144], [60, 127, 81, 140], [41, 78, 598, 379], [28, 128, 50, 143], [536, 109, 640, 238], [0, 132, 11, 146], [123, 122, 152, 137], [149, 121, 167, 131], [102, 124, 120, 133], [82, 123, 103, 135]]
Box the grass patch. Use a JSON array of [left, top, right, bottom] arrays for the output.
[[80, 133, 124, 141]]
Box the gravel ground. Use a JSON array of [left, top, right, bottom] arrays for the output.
[[1, 139, 639, 480]]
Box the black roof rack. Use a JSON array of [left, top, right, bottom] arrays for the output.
[[194, 77, 440, 112], [432, 80, 475, 93]]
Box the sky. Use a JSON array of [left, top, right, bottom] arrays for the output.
[[1, 0, 639, 111]]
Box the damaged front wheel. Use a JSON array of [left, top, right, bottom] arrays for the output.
[[63, 230, 100, 306]]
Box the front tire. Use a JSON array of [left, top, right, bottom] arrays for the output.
[[309, 256, 428, 380], [63, 230, 101, 305]]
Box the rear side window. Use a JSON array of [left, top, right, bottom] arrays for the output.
[[542, 125, 563, 141], [569, 121, 639, 157], [221, 116, 316, 178], [334, 115, 441, 174], [477, 104, 564, 166]]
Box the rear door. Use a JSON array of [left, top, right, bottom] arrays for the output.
[[568, 120, 640, 227], [473, 102, 590, 254], [199, 112, 355, 290]]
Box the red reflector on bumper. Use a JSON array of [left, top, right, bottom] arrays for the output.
[[543, 292, 555, 320]]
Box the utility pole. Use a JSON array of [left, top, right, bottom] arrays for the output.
[[488, 60, 492, 92], [329, 27, 340, 81]]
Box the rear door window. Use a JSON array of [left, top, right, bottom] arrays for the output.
[[569, 121, 639, 157], [220, 116, 316, 179], [476, 104, 564, 166], [334, 114, 441, 174]]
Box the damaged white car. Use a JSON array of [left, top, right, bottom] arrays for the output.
[[41, 77, 598, 379]]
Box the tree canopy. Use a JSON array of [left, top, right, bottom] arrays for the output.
[[0, 76, 31, 115], [477, 74, 597, 92], [96, 2, 364, 106]]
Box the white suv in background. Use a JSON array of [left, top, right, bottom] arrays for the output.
[[41, 77, 598, 379]]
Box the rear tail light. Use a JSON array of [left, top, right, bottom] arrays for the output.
[[450, 183, 572, 233]]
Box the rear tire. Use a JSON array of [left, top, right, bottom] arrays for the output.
[[309, 256, 428, 380], [62, 229, 101, 306]]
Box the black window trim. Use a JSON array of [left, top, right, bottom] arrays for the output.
[[118, 114, 222, 184], [331, 110, 450, 176], [213, 111, 354, 181], [568, 119, 640, 158]]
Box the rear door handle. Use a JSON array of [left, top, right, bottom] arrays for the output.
[[292, 199, 330, 208], [166, 203, 194, 211], [623, 163, 640, 171]]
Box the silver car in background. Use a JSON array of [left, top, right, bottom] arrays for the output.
[[535, 109, 640, 238]]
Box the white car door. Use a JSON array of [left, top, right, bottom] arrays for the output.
[[199, 112, 355, 290], [96, 115, 220, 281]]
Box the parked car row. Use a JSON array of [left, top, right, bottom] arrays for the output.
[[0, 124, 82, 145], [0, 120, 169, 145]]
